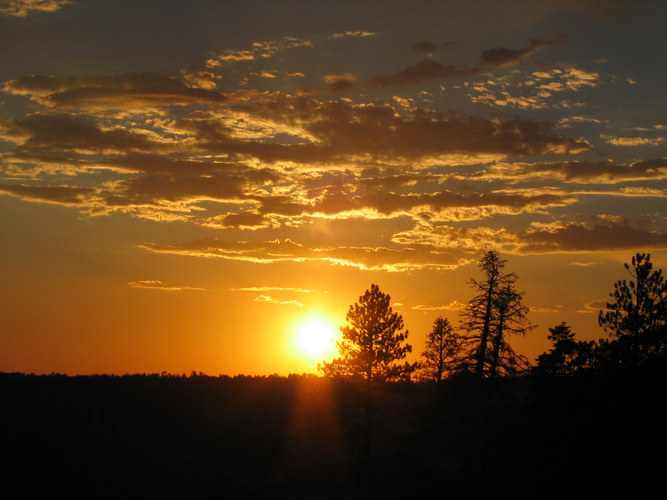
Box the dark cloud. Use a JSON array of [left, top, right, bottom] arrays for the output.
[[104, 173, 245, 205], [171, 98, 590, 161], [369, 58, 478, 87], [489, 159, 667, 183], [3, 72, 228, 109], [5, 73, 188, 95], [480, 38, 558, 68], [368, 37, 562, 88], [105, 155, 280, 187], [302, 105, 590, 158], [95, 160, 280, 209], [518, 223, 667, 253], [219, 211, 266, 228], [0, 183, 93, 204], [256, 188, 571, 218], [2, 114, 160, 153], [412, 41, 439, 53], [302, 172, 438, 197], [47, 86, 228, 110], [0, 90, 591, 224], [326, 78, 357, 93]]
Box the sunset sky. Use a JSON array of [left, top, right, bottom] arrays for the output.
[[1, 0, 665, 376]]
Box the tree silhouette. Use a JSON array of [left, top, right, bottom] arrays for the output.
[[460, 251, 532, 378], [534, 322, 595, 376], [418, 316, 462, 382], [487, 283, 534, 379], [598, 252, 667, 367], [319, 284, 415, 381]]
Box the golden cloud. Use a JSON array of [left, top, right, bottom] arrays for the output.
[[0, 0, 70, 17], [140, 238, 469, 272], [128, 280, 207, 291]]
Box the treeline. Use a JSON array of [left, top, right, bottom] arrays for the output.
[[2, 366, 664, 498], [322, 251, 667, 383]]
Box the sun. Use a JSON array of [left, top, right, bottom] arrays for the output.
[[293, 315, 338, 360]]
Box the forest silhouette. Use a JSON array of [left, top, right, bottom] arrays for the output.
[[2, 252, 665, 498]]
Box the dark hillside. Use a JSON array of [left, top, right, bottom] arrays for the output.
[[1, 370, 664, 499]]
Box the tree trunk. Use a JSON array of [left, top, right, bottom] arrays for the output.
[[489, 311, 506, 380], [475, 285, 495, 377]]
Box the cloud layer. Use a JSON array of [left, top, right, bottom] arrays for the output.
[[1, 25, 665, 272]]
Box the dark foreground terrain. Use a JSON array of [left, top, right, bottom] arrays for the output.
[[1, 369, 664, 499]]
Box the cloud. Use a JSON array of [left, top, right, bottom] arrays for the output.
[[1, 114, 163, 153], [391, 220, 667, 255], [412, 41, 439, 53], [0, 183, 94, 205], [480, 38, 560, 68], [210, 211, 267, 229], [104, 170, 250, 205], [467, 65, 598, 110], [231, 286, 325, 294], [486, 159, 667, 184], [0, 99, 589, 229], [369, 58, 478, 87], [528, 305, 562, 313], [206, 36, 314, 68], [255, 99, 590, 160], [0, 150, 282, 216], [0, 0, 70, 17], [391, 224, 517, 251], [602, 135, 665, 147], [578, 300, 610, 314], [253, 295, 303, 307], [140, 238, 469, 272], [3, 82, 590, 167], [181, 71, 221, 90], [367, 37, 562, 89], [330, 31, 375, 39], [232, 286, 324, 307], [323, 73, 358, 92], [517, 223, 667, 253], [128, 280, 207, 291], [256, 187, 574, 221], [4, 72, 224, 100], [412, 300, 466, 311]]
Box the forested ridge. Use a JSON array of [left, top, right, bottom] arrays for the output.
[[1, 367, 664, 499]]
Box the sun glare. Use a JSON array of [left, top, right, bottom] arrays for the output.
[[294, 315, 338, 360]]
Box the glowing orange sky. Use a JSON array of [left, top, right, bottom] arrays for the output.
[[0, 0, 665, 375]]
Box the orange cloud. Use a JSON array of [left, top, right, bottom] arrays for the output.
[[602, 135, 665, 147], [0, 0, 70, 17], [128, 280, 207, 291], [140, 238, 468, 272], [231, 286, 325, 294], [411, 300, 466, 311], [206, 36, 314, 68], [253, 295, 303, 307]]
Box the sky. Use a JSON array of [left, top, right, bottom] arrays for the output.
[[1, 0, 665, 376]]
